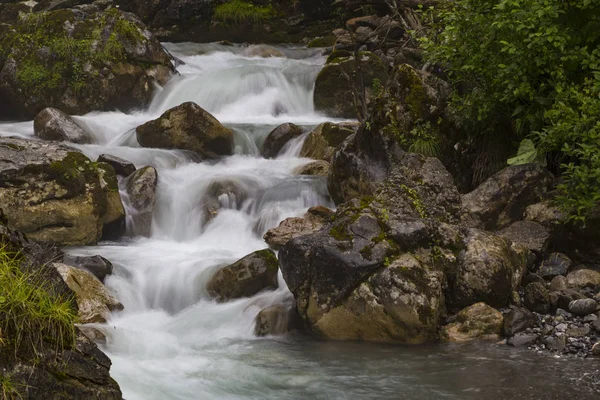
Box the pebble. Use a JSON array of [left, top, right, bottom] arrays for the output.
[[555, 323, 568, 332]]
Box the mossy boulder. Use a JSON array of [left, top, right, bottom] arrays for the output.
[[206, 249, 279, 302], [34, 107, 92, 144], [136, 102, 234, 159], [292, 160, 330, 176], [441, 302, 504, 342], [0, 137, 120, 246], [299, 122, 356, 162], [313, 51, 389, 118], [0, 8, 173, 120], [125, 165, 158, 237], [0, 2, 34, 24]]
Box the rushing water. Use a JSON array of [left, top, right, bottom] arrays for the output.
[[0, 43, 598, 399]]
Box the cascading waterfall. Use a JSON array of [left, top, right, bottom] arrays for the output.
[[0, 43, 597, 400]]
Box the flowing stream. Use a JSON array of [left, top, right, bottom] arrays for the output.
[[0, 43, 598, 399]]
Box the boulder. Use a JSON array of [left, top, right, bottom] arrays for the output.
[[568, 299, 598, 316], [62, 254, 114, 283], [498, 220, 550, 258], [97, 154, 136, 177], [261, 123, 303, 158], [0, 8, 173, 120], [206, 249, 279, 302], [538, 253, 572, 280], [549, 275, 568, 292], [461, 165, 554, 230], [566, 268, 600, 289], [263, 206, 334, 250], [97, 162, 126, 240], [254, 304, 299, 336], [299, 122, 355, 162], [523, 282, 550, 314], [441, 302, 503, 342], [125, 166, 158, 237], [293, 160, 330, 176], [0, 137, 111, 245], [313, 51, 389, 118], [448, 229, 528, 309], [54, 263, 123, 324], [503, 306, 537, 336], [136, 102, 234, 159], [33, 108, 92, 144]]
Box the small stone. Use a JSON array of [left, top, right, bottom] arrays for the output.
[[507, 333, 538, 347], [555, 323, 568, 332], [556, 308, 572, 318], [97, 154, 136, 177], [566, 326, 590, 338], [549, 275, 568, 292], [592, 342, 600, 356], [543, 335, 566, 352], [584, 314, 598, 322], [591, 318, 600, 332], [538, 253, 571, 279], [568, 298, 598, 316], [524, 282, 550, 314]]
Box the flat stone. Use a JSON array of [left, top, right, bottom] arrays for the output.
[[566, 326, 590, 338], [507, 333, 538, 347], [538, 253, 571, 279]]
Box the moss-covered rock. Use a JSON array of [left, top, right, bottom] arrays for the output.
[[441, 302, 504, 342], [264, 205, 334, 250], [254, 303, 300, 336], [136, 102, 234, 159], [206, 249, 279, 302], [0, 8, 173, 120], [313, 51, 389, 118], [0, 137, 112, 245], [299, 122, 356, 162]]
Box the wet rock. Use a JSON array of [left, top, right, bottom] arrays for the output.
[[254, 304, 300, 336], [313, 51, 389, 118], [568, 299, 598, 316], [207, 249, 279, 302], [293, 160, 330, 176], [62, 254, 114, 283], [0, 8, 173, 120], [33, 108, 92, 144], [242, 44, 285, 58], [507, 333, 539, 347], [498, 220, 550, 257], [136, 102, 234, 159], [538, 253, 572, 280], [97, 162, 126, 240], [524, 200, 566, 228], [299, 122, 356, 162], [0, 137, 108, 245], [566, 268, 600, 290], [503, 306, 537, 336], [549, 289, 587, 311], [524, 282, 550, 314], [125, 166, 158, 237], [549, 275, 568, 292], [441, 302, 503, 342], [543, 335, 566, 352], [54, 263, 123, 324], [261, 123, 304, 158], [264, 206, 334, 250], [461, 165, 554, 230], [200, 179, 250, 223], [97, 154, 136, 177]]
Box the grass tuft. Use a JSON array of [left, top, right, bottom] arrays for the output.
[[0, 374, 23, 400], [214, 0, 275, 25]]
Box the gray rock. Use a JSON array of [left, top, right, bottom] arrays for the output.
[[97, 154, 136, 177], [507, 333, 538, 347], [62, 254, 113, 283], [543, 335, 566, 352], [264, 206, 333, 250], [555, 323, 568, 332], [292, 160, 330, 176], [568, 299, 598, 316], [549, 289, 587, 311], [254, 304, 299, 336], [34, 107, 92, 144], [503, 306, 537, 336], [566, 326, 590, 338], [538, 253, 572, 280], [498, 220, 550, 256], [125, 166, 158, 237], [524, 282, 550, 314], [566, 268, 600, 289], [522, 273, 546, 287], [261, 123, 304, 158], [549, 275, 568, 292]]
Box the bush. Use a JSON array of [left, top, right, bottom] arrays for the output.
[[419, 0, 600, 221]]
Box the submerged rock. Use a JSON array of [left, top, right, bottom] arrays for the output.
[[136, 102, 234, 159], [206, 249, 279, 302], [125, 166, 158, 237], [261, 123, 303, 159], [242, 44, 285, 58], [33, 107, 92, 144], [254, 303, 300, 336], [200, 179, 250, 223], [54, 263, 123, 324], [441, 303, 503, 342]]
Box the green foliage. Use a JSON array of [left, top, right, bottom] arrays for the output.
[[401, 184, 427, 218], [0, 245, 77, 357], [0, 374, 22, 400], [408, 122, 440, 157], [420, 0, 600, 221], [213, 0, 275, 25], [507, 139, 545, 166]]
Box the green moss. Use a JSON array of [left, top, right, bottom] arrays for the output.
[[214, 0, 275, 25], [255, 249, 278, 271], [0, 373, 22, 400], [329, 224, 352, 241], [359, 245, 373, 260], [326, 50, 352, 64], [0, 244, 77, 357], [96, 162, 119, 192], [401, 184, 427, 219], [49, 152, 99, 191], [307, 35, 337, 48]]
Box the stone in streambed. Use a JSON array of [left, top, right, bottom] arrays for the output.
[[136, 102, 233, 159], [62, 254, 114, 283], [538, 253, 572, 280], [98, 154, 136, 177], [34, 107, 92, 144], [207, 249, 279, 302], [441, 302, 503, 342], [568, 299, 598, 316], [503, 306, 537, 337], [254, 304, 300, 336], [498, 220, 550, 258], [263, 206, 334, 250], [98, 162, 126, 240], [524, 282, 550, 314], [299, 122, 356, 162], [261, 123, 304, 159], [566, 268, 600, 289], [293, 160, 330, 176], [125, 166, 158, 237]]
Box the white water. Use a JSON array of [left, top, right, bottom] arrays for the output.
[[1, 43, 598, 400]]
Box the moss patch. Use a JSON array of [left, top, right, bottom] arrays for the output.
[[255, 249, 278, 271], [213, 0, 275, 25]]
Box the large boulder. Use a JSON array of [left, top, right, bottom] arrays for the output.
[[0, 137, 116, 245], [264, 206, 334, 250], [125, 166, 158, 237], [261, 123, 303, 159], [0, 8, 173, 120], [313, 51, 389, 118], [206, 249, 279, 302], [33, 107, 92, 144], [498, 220, 550, 258], [441, 302, 504, 342], [461, 165, 554, 230], [299, 122, 355, 162], [54, 263, 124, 324], [566, 268, 600, 290], [136, 102, 234, 159]]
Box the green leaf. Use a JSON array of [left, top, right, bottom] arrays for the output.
[[507, 139, 545, 165]]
